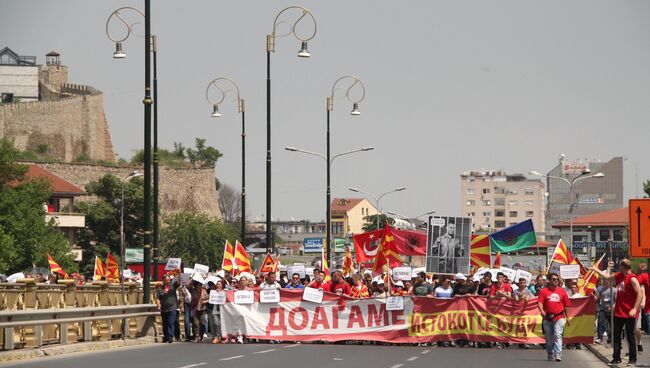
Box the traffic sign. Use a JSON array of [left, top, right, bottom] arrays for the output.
[[629, 199, 650, 258]]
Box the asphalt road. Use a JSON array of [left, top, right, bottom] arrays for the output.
[[0, 342, 608, 368]]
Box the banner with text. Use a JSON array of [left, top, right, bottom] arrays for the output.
[[220, 290, 595, 344]]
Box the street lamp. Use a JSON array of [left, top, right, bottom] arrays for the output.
[[386, 210, 436, 230], [529, 169, 604, 253], [348, 187, 407, 230], [266, 6, 317, 254], [206, 77, 246, 244], [285, 145, 373, 266], [106, 4, 153, 302], [121, 171, 142, 337]]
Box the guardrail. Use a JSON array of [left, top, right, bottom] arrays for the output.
[[0, 305, 158, 350]]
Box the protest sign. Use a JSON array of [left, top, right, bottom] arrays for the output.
[[514, 269, 533, 284], [560, 264, 581, 280], [392, 267, 412, 281], [204, 276, 219, 286], [234, 290, 254, 304], [181, 273, 191, 284], [386, 296, 404, 311], [302, 287, 324, 304], [260, 289, 280, 303], [123, 269, 132, 278], [500, 267, 517, 282], [209, 290, 226, 305], [194, 263, 210, 275], [192, 272, 205, 284], [287, 265, 306, 279], [183, 267, 194, 274], [165, 258, 181, 270]]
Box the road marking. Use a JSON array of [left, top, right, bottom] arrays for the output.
[[407, 356, 419, 362], [421, 349, 431, 355], [177, 364, 207, 368], [285, 343, 301, 348], [220, 355, 245, 361], [388, 365, 403, 368], [253, 349, 277, 354]]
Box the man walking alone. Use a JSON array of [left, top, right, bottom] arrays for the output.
[[538, 272, 570, 362]]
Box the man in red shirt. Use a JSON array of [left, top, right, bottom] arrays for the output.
[[307, 270, 326, 289], [326, 270, 351, 296], [635, 263, 649, 353], [592, 259, 644, 366], [489, 272, 513, 299], [538, 272, 570, 362]]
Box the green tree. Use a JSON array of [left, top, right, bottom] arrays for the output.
[[644, 179, 650, 198], [75, 174, 146, 276], [186, 138, 222, 168], [160, 212, 239, 269], [361, 214, 395, 232], [0, 139, 74, 274]]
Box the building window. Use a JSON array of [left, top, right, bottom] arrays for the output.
[[483, 177, 490, 182], [495, 198, 505, 206], [466, 188, 475, 194], [482, 188, 490, 194], [467, 212, 475, 217], [482, 211, 491, 217], [613, 229, 623, 241], [481, 200, 491, 206], [466, 200, 475, 206], [508, 200, 518, 206], [524, 200, 534, 206], [494, 187, 505, 194], [510, 222, 517, 226], [508, 189, 518, 194], [495, 221, 506, 228], [524, 188, 534, 195], [495, 209, 505, 217], [599, 229, 610, 241], [468, 176, 475, 182], [509, 211, 518, 217], [332, 223, 344, 235], [525, 211, 534, 217]]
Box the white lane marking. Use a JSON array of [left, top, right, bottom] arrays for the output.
[[285, 343, 300, 348], [407, 356, 419, 362], [389, 364, 403, 368], [253, 349, 277, 354], [177, 364, 207, 368], [421, 349, 431, 355], [219, 355, 245, 361]]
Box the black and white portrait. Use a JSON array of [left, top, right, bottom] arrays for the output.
[[426, 216, 471, 274]]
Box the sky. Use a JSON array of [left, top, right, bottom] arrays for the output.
[[2, 1, 649, 223]]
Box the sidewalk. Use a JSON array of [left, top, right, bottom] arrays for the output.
[[586, 335, 650, 367]]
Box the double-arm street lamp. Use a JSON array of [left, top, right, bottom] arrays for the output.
[[529, 169, 604, 253], [285, 146, 373, 266], [349, 187, 407, 230], [106, 3, 153, 302], [266, 6, 317, 254], [206, 77, 246, 244]]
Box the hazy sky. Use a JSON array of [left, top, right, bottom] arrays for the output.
[[2, 1, 649, 222]]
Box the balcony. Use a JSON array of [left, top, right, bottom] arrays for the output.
[[45, 212, 85, 228]]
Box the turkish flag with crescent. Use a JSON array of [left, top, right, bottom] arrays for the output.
[[353, 227, 427, 261], [353, 229, 384, 262]]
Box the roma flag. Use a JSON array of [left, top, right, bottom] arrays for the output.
[[492, 252, 502, 269], [470, 235, 491, 269], [222, 240, 235, 272], [234, 240, 252, 273], [47, 254, 69, 279], [93, 256, 106, 281], [372, 225, 402, 273], [259, 253, 276, 273], [489, 219, 536, 253], [343, 246, 353, 276], [106, 252, 120, 281], [578, 254, 606, 296]]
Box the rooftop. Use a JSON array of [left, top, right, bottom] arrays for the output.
[[24, 165, 85, 196], [552, 207, 628, 228], [330, 198, 365, 212]]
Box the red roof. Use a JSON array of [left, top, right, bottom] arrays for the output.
[[552, 207, 628, 228], [24, 165, 85, 195], [330, 198, 365, 213]]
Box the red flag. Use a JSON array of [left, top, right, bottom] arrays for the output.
[[389, 228, 427, 256], [372, 225, 402, 273], [578, 254, 606, 296], [550, 239, 574, 265], [93, 256, 106, 281], [343, 246, 353, 276], [47, 254, 69, 279], [352, 229, 384, 262], [234, 241, 252, 273], [106, 252, 120, 281], [259, 253, 276, 273], [470, 235, 491, 269], [222, 240, 235, 272], [492, 252, 501, 269]]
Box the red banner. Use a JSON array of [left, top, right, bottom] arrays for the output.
[[221, 289, 595, 344]]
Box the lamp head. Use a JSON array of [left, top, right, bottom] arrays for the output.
[[592, 172, 605, 178], [350, 102, 361, 116], [113, 42, 126, 59], [361, 147, 374, 151], [529, 170, 543, 176], [581, 168, 591, 175], [297, 41, 311, 58], [348, 187, 359, 193], [395, 187, 406, 192], [211, 105, 221, 118], [285, 147, 298, 152]]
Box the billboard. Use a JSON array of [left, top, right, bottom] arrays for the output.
[[426, 216, 472, 274], [561, 161, 589, 174], [303, 238, 325, 253]]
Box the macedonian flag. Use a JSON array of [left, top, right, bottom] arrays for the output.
[[222, 240, 235, 272], [372, 225, 402, 273], [47, 254, 69, 279], [234, 240, 252, 273], [470, 235, 491, 269]]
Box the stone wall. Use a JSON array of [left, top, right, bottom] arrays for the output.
[[31, 162, 222, 220]]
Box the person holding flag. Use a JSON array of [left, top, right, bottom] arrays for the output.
[[47, 254, 69, 279]]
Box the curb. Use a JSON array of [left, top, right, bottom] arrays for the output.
[[0, 337, 156, 363], [584, 343, 612, 365]]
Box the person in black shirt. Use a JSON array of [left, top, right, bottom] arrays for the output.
[[156, 274, 179, 343]]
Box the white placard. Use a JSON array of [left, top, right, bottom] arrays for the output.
[[204, 276, 219, 285], [181, 273, 191, 285], [499, 267, 517, 282], [302, 287, 324, 304], [194, 263, 210, 275], [183, 267, 195, 274], [305, 267, 316, 278], [234, 290, 254, 304], [514, 269, 533, 284], [386, 296, 404, 311], [209, 290, 226, 305], [123, 269, 132, 278], [392, 267, 412, 281], [165, 258, 182, 270], [260, 289, 280, 303], [560, 264, 581, 280], [430, 217, 446, 227], [192, 272, 205, 284], [287, 265, 306, 279]]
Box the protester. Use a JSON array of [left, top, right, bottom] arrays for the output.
[[538, 272, 570, 362], [592, 260, 644, 366], [307, 270, 326, 289], [193, 281, 208, 342], [350, 273, 370, 298], [412, 271, 434, 297], [208, 280, 224, 344], [155, 274, 179, 343], [489, 272, 512, 299], [327, 270, 351, 296], [434, 277, 453, 298], [181, 278, 194, 342], [285, 273, 305, 289], [392, 281, 409, 296], [513, 278, 534, 302], [372, 279, 387, 298], [477, 272, 493, 296], [595, 278, 615, 344], [635, 262, 649, 353], [452, 273, 475, 296], [260, 272, 281, 289], [528, 274, 545, 296]]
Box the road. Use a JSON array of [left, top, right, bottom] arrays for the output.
[[0, 342, 608, 368]]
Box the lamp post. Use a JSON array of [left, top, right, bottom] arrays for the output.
[[348, 187, 407, 230], [529, 170, 604, 253], [266, 6, 317, 254], [121, 171, 142, 336], [206, 77, 246, 243], [106, 3, 153, 302], [285, 146, 373, 265]]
